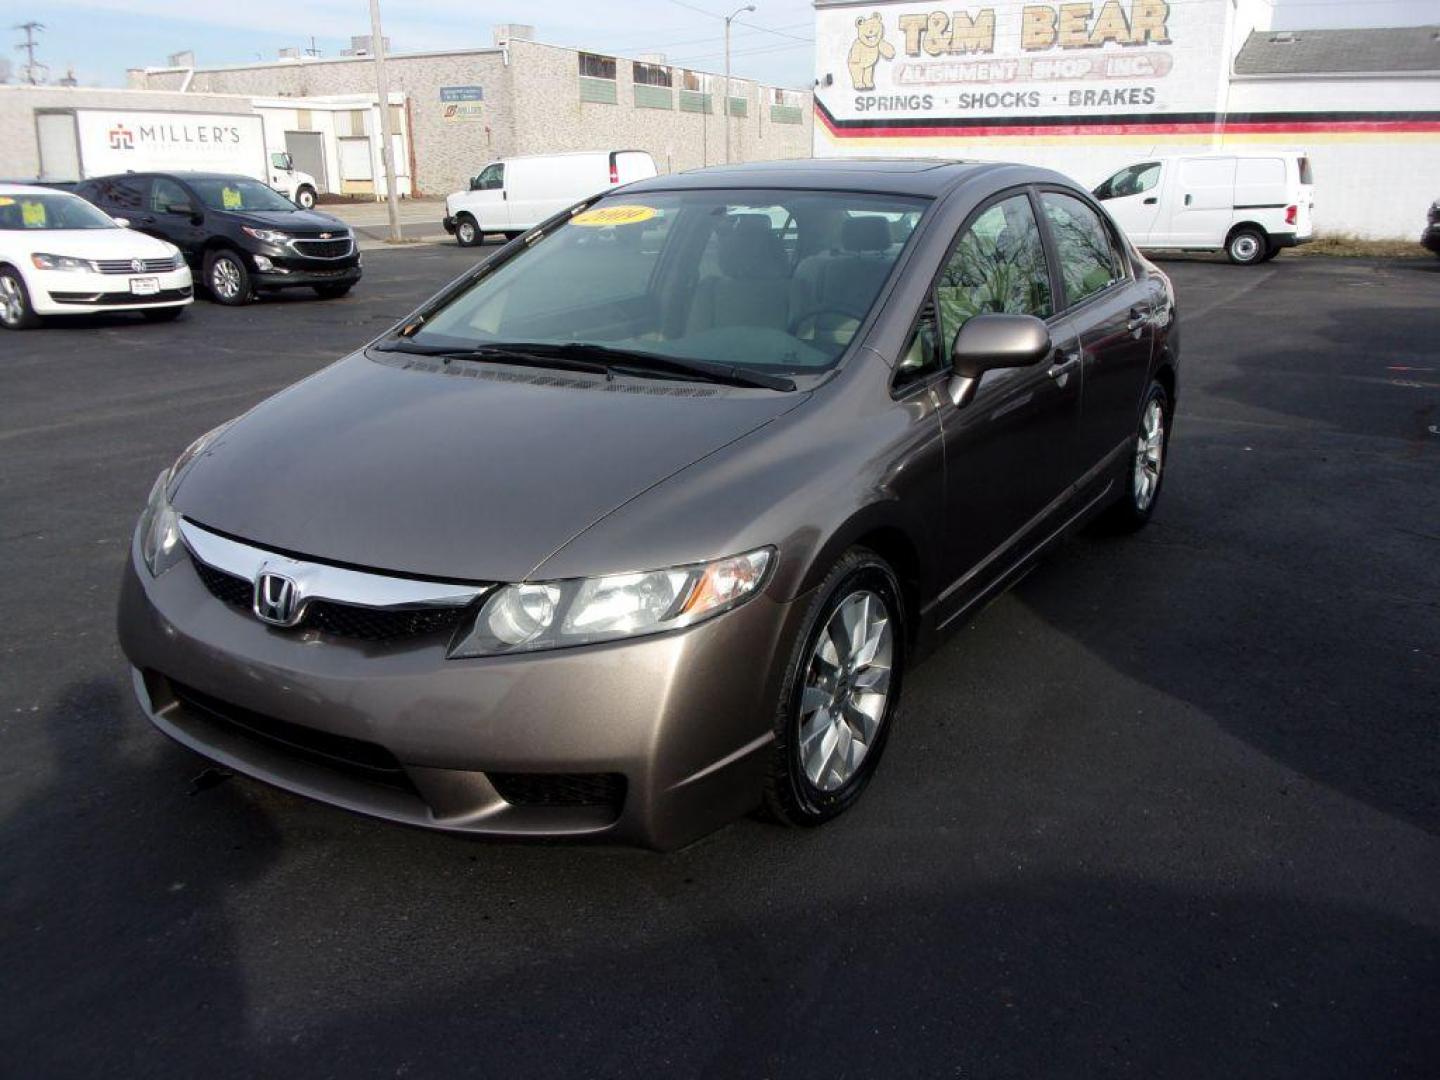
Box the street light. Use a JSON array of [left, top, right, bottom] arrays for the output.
[[368, 0, 403, 242], [723, 4, 756, 165]]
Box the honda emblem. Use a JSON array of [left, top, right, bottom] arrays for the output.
[[253, 571, 302, 627]]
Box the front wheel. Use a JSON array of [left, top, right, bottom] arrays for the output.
[[1226, 227, 1267, 266], [455, 215, 480, 247], [205, 250, 252, 306], [1104, 380, 1170, 531], [295, 186, 317, 210], [0, 268, 41, 330], [763, 549, 905, 827]]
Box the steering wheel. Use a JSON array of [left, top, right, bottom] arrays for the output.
[[789, 304, 867, 345]]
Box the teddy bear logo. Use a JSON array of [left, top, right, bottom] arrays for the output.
[[847, 12, 895, 91]]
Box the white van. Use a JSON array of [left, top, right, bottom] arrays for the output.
[[1093, 152, 1314, 265], [443, 150, 658, 247]]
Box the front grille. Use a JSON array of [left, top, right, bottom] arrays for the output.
[[96, 256, 180, 274], [168, 678, 414, 791], [489, 772, 627, 809], [290, 238, 353, 258], [190, 553, 473, 642], [48, 287, 191, 306]]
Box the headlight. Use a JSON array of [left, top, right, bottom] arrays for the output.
[[31, 253, 97, 272], [137, 473, 185, 578], [449, 548, 773, 657], [241, 226, 290, 243]]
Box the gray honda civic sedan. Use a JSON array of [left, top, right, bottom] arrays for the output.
[[118, 159, 1178, 849]]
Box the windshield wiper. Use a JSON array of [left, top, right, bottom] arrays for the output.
[[373, 339, 611, 379], [497, 341, 796, 392]]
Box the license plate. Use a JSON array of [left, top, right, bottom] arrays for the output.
[[130, 277, 160, 296]]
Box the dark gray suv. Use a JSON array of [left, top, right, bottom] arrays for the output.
[[118, 159, 1178, 849]]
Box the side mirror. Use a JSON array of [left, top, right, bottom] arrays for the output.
[[112, 217, 130, 228], [946, 313, 1051, 408]]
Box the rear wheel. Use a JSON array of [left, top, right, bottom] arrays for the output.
[[455, 215, 480, 247], [0, 268, 40, 330], [1226, 227, 1267, 266], [763, 549, 905, 827], [205, 250, 252, 306], [313, 284, 352, 300], [140, 306, 185, 323], [1104, 379, 1170, 531]]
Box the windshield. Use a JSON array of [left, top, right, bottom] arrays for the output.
[[188, 177, 297, 213], [0, 192, 117, 231], [408, 188, 929, 374]]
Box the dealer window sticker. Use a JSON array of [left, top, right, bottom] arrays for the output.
[[572, 205, 657, 227], [221, 186, 244, 210], [0, 197, 14, 206], [20, 200, 47, 227]]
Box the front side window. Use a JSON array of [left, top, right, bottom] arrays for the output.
[[474, 163, 504, 191], [188, 177, 296, 212], [402, 188, 928, 376], [1096, 162, 1160, 200], [1041, 192, 1124, 307], [0, 192, 117, 231], [935, 193, 1053, 352], [150, 178, 192, 214]]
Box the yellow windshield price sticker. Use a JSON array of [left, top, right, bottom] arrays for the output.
[[221, 186, 243, 210], [0, 197, 14, 206], [20, 200, 47, 227], [572, 204, 656, 227]]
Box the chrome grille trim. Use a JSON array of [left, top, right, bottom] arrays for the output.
[[179, 519, 488, 614], [96, 256, 181, 274]]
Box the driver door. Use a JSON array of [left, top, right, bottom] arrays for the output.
[[930, 189, 1083, 628], [1095, 161, 1165, 246], [462, 162, 508, 232]]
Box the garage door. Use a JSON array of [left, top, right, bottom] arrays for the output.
[[338, 136, 373, 195], [285, 130, 327, 193]]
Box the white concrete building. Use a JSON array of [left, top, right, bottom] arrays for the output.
[[812, 0, 1440, 238]]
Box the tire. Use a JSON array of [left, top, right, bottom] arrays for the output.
[[1226, 227, 1267, 266], [1260, 243, 1281, 263], [313, 284, 352, 300], [762, 548, 905, 828], [204, 249, 253, 306], [0, 267, 41, 330], [140, 306, 185, 323], [295, 186, 317, 210], [455, 215, 480, 247], [1104, 379, 1170, 532]]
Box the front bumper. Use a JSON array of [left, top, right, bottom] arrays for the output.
[[246, 238, 362, 290], [117, 533, 800, 850], [33, 267, 193, 314], [442, 215, 457, 235]]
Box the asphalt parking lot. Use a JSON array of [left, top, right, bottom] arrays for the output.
[[2, 246, 1437, 1078]]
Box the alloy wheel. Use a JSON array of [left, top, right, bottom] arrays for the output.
[[211, 258, 242, 300], [798, 589, 894, 792], [1133, 398, 1165, 511], [0, 275, 21, 326], [458, 220, 476, 245]]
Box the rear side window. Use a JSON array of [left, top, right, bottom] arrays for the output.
[[935, 193, 1053, 351], [91, 176, 148, 211], [1041, 192, 1124, 308]]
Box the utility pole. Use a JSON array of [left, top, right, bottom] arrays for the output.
[[13, 21, 47, 86], [723, 5, 755, 165], [368, 0, 402, 240]]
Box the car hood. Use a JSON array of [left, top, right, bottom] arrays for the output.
[[225, 208, 348, 234], [32, 227, 177, 259], [169, 351, 803, 582]]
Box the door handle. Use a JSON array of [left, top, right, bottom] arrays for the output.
[[1143, 196, 1157, 205], [1183, 193, 1193, 206], [1047, 350, 1080, 386], [1127, 306, 1149, 334]]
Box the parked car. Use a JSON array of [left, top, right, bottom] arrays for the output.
[[1422, 199, 1440, 258], [443, 150, 658, 246], [75, 172, 360, 305], [0, 182, 192, 330], [118, 159, 1178, 849], [1093, 152, 1314, 264]]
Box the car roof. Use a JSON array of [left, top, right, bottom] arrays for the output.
[[621, 158, 1069, 198], [81, 171, 259, 183]]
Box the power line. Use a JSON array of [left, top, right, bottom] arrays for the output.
[[13, 21, 48, 86]]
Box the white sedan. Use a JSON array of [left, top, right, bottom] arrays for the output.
[[0, 184, 193, 330]]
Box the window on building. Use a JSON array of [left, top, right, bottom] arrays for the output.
[[579, 53, 616, 80], [1040, 191, 1125, 308], [681, 70, 709, 92], [769, 88, 803, 125], [633, 62, 672, 87]]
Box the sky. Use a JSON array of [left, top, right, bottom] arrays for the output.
[[9, 0, 1440, 90]]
